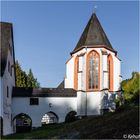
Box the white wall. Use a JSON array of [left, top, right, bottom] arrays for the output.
[[2, 41, 15, 135], [65, 47, 103, 90], [0, 77, 3, 117], [12, 97, 77, 130], [113, 57, 121, 91], [77, 91, 102, 116], [65, 56, 75, 88]]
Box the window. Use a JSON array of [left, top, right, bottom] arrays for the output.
[[108, 60, 110, 89], [108, 54, 113, 91], [30, 98, 39, 105], [74, 57, 79, 90], [87, 51, 100, 90], [7, 86, 9, 98]]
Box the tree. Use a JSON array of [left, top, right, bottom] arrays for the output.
[[15, 60, 40, 88], [15, 60, 27, 87], [121, 72, 140, 104], [27, 69, 40, 88]]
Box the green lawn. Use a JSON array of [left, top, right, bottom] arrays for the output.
[[2, 105, 139, 139]]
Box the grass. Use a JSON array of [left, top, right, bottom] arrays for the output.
[[2, 104, 139, 139]]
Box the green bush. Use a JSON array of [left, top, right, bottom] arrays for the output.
[[130, 90, 139, 104], [121, 72, 140, 105], [115, 95, 124, 108]]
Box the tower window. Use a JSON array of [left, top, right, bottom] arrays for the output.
[[74, 57, 79, 90], [87, 51, 100, 90], [108, 54, 113, 91]]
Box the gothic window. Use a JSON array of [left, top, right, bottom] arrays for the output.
[[87, 51, 100, 90], [108, 60, 110, 89], [108, 54, 113, 91], [74, 57, 79, 90]]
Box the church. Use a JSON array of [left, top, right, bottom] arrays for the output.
[[0, 13, 122, 135]]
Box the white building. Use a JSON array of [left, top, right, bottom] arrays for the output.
[[0, 22, 16, 135], [0, 13, 122, 135]]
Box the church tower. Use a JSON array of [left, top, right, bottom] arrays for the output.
[[65, 13, 122, 116]]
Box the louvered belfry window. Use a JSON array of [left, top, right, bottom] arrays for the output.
[[87, 51, 99, 90]]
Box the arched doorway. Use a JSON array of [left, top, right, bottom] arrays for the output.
[[41, 112, 58, 126], [65, 111, 77, 123], [13, 113, 32, 133], [0, 117, 3, 136]]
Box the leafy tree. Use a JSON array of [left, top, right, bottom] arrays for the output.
[[121, 72, 140, 104], [15, 60, 40, 88]]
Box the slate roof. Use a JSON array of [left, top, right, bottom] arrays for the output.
[[12, 87, 77, 97], [0, 22, 15, 76], [71, 13, 117, 55]]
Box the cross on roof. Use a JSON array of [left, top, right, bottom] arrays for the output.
[[93, 5, 97, 14]]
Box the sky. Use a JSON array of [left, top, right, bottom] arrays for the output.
[[1, 1, 139, 87]]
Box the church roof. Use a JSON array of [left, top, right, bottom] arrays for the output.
[[0, 22, 14, 76], [12, 87, 77, 97], [71, 13, 117, 54]]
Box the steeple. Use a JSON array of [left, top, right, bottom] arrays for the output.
[[71, 13, 116, 55]]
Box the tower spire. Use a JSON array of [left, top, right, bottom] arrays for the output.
[[71, 10, 117, 55]]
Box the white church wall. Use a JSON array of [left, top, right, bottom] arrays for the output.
[[113, 57, 121, 91], [86, 92, 102, 115], [102, 53, 108, 89], [65, 56, 74, 88], [12, 96, 77, 128], [65, 47, 103, 90], [77, 91, 102, 116], [77, 91, 87, 116]]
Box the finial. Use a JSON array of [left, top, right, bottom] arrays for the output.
[[93, 5, 97, 14]]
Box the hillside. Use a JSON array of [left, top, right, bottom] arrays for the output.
[[3, 105, 139, 139]]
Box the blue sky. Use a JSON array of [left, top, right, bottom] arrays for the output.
[[1, 1, 139, 87]]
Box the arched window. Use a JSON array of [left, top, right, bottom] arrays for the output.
[[74, 57, 79, 90], [87, 50, 100, 90], [108, 54, 113, 91], [41, 112, 59, 126], [13, 113, 32, 133]]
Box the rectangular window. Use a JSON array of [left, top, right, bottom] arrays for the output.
[[30, 98, 39, 105], [7, 86, 9, 98]]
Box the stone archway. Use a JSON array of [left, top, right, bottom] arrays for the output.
[[13, 113, 32, 133], [65, 111, 77, 122], [41, 111, 59, 126]]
